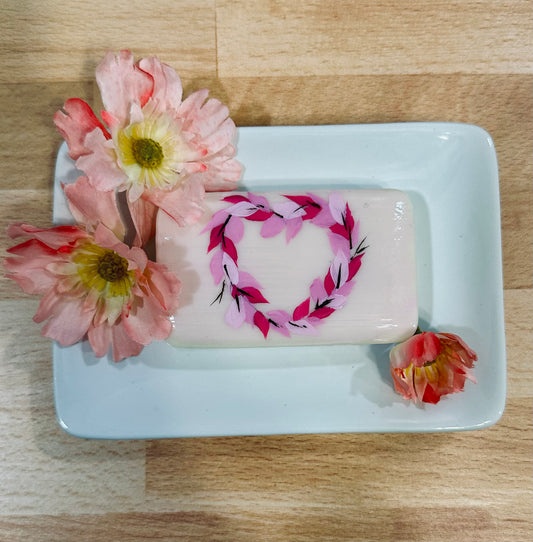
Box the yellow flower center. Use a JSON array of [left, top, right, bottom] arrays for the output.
[[115, 110, 187, 196], [131, 137, 164, 169], [73, 243, 134, 298]]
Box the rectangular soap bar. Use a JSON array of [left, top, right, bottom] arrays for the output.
[[156, 189, 417, 347]]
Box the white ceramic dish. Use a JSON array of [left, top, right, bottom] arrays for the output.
[[52, 123, 506, 439]]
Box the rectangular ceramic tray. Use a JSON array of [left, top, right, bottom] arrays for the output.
[[53, 123, 506, 439]]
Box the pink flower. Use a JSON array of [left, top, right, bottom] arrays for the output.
[[390, 331, 477, 404], [4, 178, 180, 362], [54, 50, 241, 246]]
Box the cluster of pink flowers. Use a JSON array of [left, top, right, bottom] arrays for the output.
[[4, 50, 477, 404], [5, 51, 240, 362]]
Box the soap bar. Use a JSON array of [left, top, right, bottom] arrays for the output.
[[156, 189, 418, 347]]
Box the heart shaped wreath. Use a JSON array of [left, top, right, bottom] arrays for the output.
[[204, 192, 367, 339]]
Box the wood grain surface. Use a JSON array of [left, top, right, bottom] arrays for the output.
[[0, 1, 531, 541]]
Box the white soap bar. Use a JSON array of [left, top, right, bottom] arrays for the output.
[[156, 189, 417, 347]]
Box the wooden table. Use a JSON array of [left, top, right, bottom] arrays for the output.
[[1, 2, 531, 541]]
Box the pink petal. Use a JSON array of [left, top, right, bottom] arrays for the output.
[[121, 291, 173, 346], [64, 176, 125, 240], [201, 208, 230, 235], [310, 278, 327, 304], [138, 56, 182, 112], [235, 271, 262, 290], [76, 129, 128, 191], [260, 215, 285, 238], [37, 291, 95, 346], [5, 239, 65, 294], [7, 223, 87, 249], [225, 298, 246, 329], [53, 98, 110, 160], [95, 50, 153, 127], [288, 319, 318, 336], [328, 192, 346, 224], [127, 196, 158, 248], [328, 231, 349, 257], [222, 252, 239, 284], [225, 215, 244, 243], [202, 154, 242, 191], [209, 249, 224, 285], [109, 322, 145, 362], [285, 217, 302, 242], [143, 260, 181, 313], [146, 174, 206, 227]]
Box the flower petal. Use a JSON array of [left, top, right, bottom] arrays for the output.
[[54, 98, 110, 160], [96, 50, 153, 127], [138, 56, 183, 112]]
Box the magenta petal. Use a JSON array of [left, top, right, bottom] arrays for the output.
[[238, 287, 269, 304], [348, 253, 364, 280], [222, 194, 250, 204], [253, 311, 270, 339], [293, 297, 310, 321], [260, 215, 285, 238]]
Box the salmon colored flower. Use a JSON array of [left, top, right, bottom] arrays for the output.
[[4, 178, 180, 362], [390, 331, 477, 404], [54, 50, 241, 246]]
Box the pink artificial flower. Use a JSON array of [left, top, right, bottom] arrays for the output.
[[54, 50, 241, 246], [390, 331, 477, 404], [4, 178, 180, 362]]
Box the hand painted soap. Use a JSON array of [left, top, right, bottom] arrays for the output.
[[156, 189, 418, 347]]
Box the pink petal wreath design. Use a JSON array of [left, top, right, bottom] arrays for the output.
[[204, 192, 367, 339]]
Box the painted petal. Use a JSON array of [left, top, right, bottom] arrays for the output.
[[253, 310, 270, 338], [328, 192, 346, 224], [328, 231, 350, 258], [221, 235, 238, 263], [285, 217, 302, 242], [201, 208, 230, 234], [225, 215, 244, 243], [348, 253, 364, 281], [266, 310, 291, 337], [76, 129, 127, 191], [54, 98, 110, 160], [238, 287, 268, 304], [329, 250, 350, 289], [236, 271, 262, 290], [260, 214, 285, 238], [63, 176, 125, 239], [310, 277, 327, 304], [288, 319, 318, 336], [247, 193, 269, 209], [225, 298, 246, 329], [138, 56, 182, 112], [308, 306, 335, 320], [222, 252, 239, 284], [272, 201, 307, 219], [226, 200, 259, 217], [293, 297, 310, 321], [209, 249, 224, 284], [96, 50, 153, 126]]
